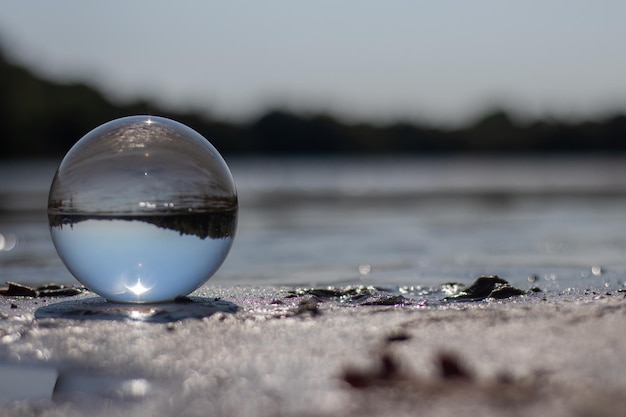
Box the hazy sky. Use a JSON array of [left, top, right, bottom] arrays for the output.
[[2, 1, 626, 125]]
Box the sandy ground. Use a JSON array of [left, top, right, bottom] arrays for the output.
[[1, 286, 626, 416]]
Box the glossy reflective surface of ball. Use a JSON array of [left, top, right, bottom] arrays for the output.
[[48, 116, 237, 303]]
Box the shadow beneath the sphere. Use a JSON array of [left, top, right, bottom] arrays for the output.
[[35, 296, 239, 323]]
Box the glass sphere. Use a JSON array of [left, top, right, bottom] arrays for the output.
[[48, 115, 237, 303]]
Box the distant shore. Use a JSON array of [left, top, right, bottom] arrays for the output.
[[3, 47, 626, 159]]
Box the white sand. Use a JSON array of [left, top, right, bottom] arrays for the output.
[[1, 287, 626, 416]]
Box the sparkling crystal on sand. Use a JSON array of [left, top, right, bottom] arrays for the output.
[[48, 115, 237, 303]]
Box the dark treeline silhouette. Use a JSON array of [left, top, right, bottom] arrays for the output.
[[2, 47, 626, 158]]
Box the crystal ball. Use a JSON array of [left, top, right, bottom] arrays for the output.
[[48, 115, 238, 303]]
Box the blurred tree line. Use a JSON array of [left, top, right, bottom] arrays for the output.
[[1, 47, 626, 159]]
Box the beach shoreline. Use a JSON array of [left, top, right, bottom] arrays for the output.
[[1, 285, 625, 416]]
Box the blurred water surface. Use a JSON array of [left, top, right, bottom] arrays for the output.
[[2, 156, 626, 294]]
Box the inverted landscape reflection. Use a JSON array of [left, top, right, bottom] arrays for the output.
[[50, 219, 234, 303]]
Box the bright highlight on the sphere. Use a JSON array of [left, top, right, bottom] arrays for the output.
[[48, 116, 238, 303]]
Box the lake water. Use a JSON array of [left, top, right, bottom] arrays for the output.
[[2, 156, 626, 296]]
